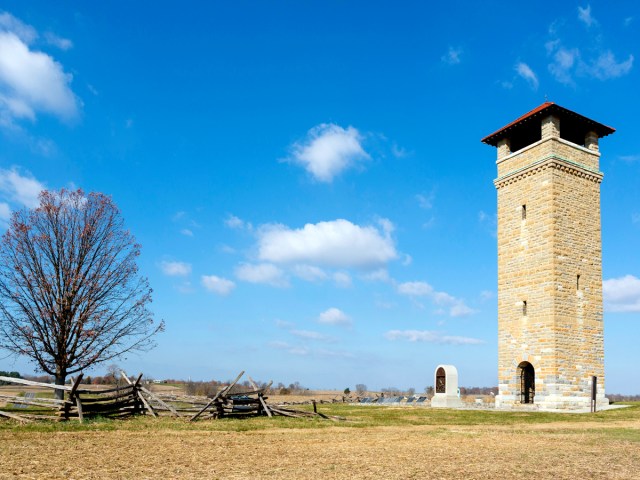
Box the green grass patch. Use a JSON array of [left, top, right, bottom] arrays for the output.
[[1, 402, 638, 434]]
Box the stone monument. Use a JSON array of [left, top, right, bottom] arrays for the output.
[[431, 364, 462, 408]]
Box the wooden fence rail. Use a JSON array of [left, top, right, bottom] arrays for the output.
[[0, 370, 342, 423]]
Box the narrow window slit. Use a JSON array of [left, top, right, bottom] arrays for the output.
[[522, 204, 527, 220], [522, 300, 527, 316]]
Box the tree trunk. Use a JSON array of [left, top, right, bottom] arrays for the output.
[[54, 371, 66, 401]]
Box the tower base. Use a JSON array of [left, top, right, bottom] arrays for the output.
[[495, 393, 609, 411]]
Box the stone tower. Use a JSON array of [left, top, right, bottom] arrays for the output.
[[482, 102, 614, 410]]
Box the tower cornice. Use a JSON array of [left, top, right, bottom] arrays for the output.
[[494, 155, 603, 189]]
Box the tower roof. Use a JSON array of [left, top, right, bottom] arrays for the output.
[[481, 102, 615, 147]]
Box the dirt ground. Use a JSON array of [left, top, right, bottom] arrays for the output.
[[1, 419, 639, 479]]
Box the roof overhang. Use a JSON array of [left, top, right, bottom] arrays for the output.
[[481, 102, 615, 147]]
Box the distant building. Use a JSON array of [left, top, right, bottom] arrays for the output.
[[482, 103, 614, 410]]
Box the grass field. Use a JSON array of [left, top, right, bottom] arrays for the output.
[[1, 402, 639, 479]]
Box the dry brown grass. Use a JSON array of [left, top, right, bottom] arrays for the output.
[[1, 406, 639, 479]]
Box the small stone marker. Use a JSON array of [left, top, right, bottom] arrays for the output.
[[430, 365, 462, 408]]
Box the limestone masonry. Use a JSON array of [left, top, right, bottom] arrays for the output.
[[482, 103, 615, 410]]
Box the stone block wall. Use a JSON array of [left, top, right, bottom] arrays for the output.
[[494, 130, 607, 410]]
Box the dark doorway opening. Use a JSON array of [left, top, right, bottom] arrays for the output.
[[436, 367, 446, 393], [518, 362, 535, 404]]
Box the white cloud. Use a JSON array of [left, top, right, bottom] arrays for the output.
[[603, 275, 640, 312], [441, 46, 462, 65], [450, 302, 477, 318], [385, 330, 484, 345], [0, 13, 37, 44], [180, 228, 193, 237], [587, 51, 634, 80], [292, 264, 328, 282], [0, 19, 79, 126], [287, 123, 370, 182], [159, 260, 192, 277], [515, 62, 539, 90], [0, 167, 44, 208], [362, 268, 390, 282], [397, 281, 433, 296], [258, 219, 397, 269], [397, 280, 475, 317], [546, 18, 633, 85], [577, 5, 596, 27], [44, 31, 73, 50], [333, 271, 352, 288], [201, 275, 235, 296], [391, 143, 408, 158], [235, 262, 288, 287], [225, 214, 249, 230], [318, 307, 351, 326], [290, 329, 333, 342]]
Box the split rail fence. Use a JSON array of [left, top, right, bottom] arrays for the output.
[[0, 371, 342, 423]]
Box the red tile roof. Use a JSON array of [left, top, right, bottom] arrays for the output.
[[481, 102, 615, 146]]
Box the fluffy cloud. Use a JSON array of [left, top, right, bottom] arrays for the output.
[[0, 13, 37, 43], [201, 275, 236, 296], [235, 262, 288, 287], [287, 123, 369, 182], [385, 330, 484, 345], [546, 11, 633, 85], [603, 275, 640, 312], [159, 261, 192, 277], [225, 214, 251, 230], [0, 167, 44, 209], [396, 280, 476, 317], [318, 307, 351, 326], [258, 219, 397, 269], [515, 62, 539, 90], [0, 14, 79, 126]]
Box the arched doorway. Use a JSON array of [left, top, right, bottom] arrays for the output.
[[518, 362, 535, 404], [435, 367, 446, 393]]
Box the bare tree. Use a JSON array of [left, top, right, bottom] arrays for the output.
[[355, 383, 367, 395], [0, 189, 164, 398]]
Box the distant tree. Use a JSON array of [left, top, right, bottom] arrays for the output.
[[344, 387, 351, 395], [0, 189, 164, 399], [425, 386, 434, 395], [382, 386, 401, 396], [106, 364, 122, 387], [406, 387, 416, 396], [355, 384, 367, 395]]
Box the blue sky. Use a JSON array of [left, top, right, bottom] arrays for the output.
[[0, 2, 639, 393]]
